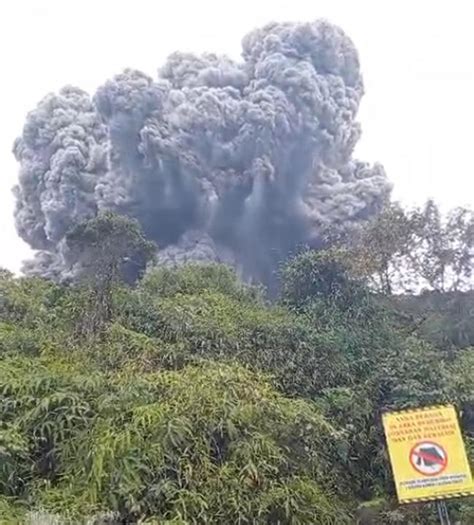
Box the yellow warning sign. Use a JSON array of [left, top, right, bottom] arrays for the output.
[[382, 405, 474, 503]]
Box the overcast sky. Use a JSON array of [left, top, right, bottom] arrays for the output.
[[1, 0, 473, 273]]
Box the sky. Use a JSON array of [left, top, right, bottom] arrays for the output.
[[1, 0, 473, 273]]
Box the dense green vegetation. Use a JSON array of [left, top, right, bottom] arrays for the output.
[[0, 206, 473, 524]]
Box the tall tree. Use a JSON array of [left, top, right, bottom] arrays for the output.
[[349, 204, 416, 294], [65, 212, 156, 335], [409, 201, 474, 292], [348, 201, 474, 294]]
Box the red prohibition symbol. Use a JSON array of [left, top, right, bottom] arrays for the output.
[[409, 441, 448, 476]]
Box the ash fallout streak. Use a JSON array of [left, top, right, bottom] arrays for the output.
[[12, 19, 391, 286]]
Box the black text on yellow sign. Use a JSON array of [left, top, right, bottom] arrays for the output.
[[382, 405, 474, 503]]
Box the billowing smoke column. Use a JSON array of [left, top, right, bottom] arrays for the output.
[[13, 20, 391, 285]]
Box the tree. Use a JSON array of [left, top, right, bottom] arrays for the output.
[[348, 201, 474, 294], [409, 201, 474, 292], [65, 212, 156, 335], [0, 356, 354, 523], [348, 203, 417, 294], [280, 248, 367, 311], [1, 260, 472, 523]]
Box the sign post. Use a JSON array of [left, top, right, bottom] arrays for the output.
[[435, 500, 451, 525], [382, 405, 474, 523]]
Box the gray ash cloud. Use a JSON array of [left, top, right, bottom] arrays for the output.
[[13, 19, 391, 286]]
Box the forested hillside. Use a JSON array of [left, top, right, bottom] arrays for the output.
[[4, 10, 474, 523], [0, 206, 473, 524]]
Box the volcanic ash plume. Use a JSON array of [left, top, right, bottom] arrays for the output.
[[13, 19, 391, 285]]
